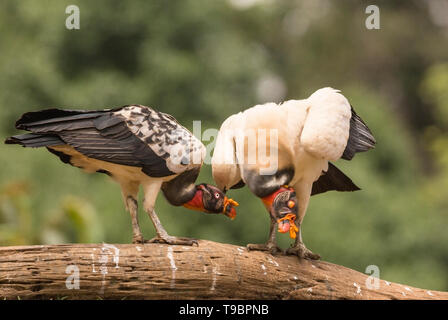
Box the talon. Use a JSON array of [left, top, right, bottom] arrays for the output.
[[247, 243, 284, 255], [132, 235, 145, 244], [286, 244, 320, 260], [146, 236, 198, 246], [146, 237, 163, 244]]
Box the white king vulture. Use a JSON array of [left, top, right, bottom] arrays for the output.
[[5, 105, 238, 245], [212, 88, 375, 259]]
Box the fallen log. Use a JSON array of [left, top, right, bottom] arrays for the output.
[[0, 240, 446, 300]]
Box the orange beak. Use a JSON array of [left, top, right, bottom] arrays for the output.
[[277, 213, 299, 239], [223, 196, 238, 220]]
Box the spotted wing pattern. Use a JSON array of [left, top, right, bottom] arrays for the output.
[[6, 105, 205, 178], [115, 105, 205, 174]]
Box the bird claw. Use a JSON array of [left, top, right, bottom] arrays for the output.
[[146, 236, 199, 246], [286, 244, 320, 260], [247, 243, 284, 255], [132, 235, 145, 244]]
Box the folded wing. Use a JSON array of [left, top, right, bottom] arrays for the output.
[[341, 106, 376, 160], [9, 106, 204, 177]]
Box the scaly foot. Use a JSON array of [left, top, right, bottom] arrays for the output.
[[247, 242, 284, 255], [286, 243, 320, 260], [132, 234, 145, 244], [147, 235, 198, 246]]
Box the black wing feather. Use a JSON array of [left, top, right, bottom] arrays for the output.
[[15, 109, 111, 130], [5, 133, 64, 148], [342, 106, 376, 160], [8, 107, 175, 177], [311, 162, 360, 196]]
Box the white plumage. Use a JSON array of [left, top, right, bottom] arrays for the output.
[[212, 87, 375, 259], [213, 88, 352, 191], [300, 88, 352, 160]]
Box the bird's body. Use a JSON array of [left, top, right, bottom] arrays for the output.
[[6, 105, 237, 245], [213, 100, 335, 193], [42, 106, 202, 183], [212, 88, 375, 258]]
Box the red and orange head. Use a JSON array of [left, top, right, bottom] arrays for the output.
[[262, 186, 299, 239], [183, 184, 238, 219]]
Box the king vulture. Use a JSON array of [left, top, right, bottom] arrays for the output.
[[5, 105, 238, 245], [212, 88, 375, 259]]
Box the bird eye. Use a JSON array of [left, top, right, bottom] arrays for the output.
[[214, 192, 220, 199]]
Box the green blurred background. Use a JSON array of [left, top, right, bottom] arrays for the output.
[[1, 0, 448, 291]]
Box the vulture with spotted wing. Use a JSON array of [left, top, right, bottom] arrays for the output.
[[212, 88, 375, 259], [6, 105, 238, 245]]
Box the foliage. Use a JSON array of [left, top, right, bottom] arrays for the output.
[[0, 0, 447, 291]]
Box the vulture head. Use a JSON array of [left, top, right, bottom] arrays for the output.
[[262, 186, 299, 239], [183, 184, 238, 219]]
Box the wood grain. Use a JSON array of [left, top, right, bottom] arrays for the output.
[[0, 240, 446, 300]]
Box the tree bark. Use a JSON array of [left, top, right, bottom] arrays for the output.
[[0, 240, 446, 300]]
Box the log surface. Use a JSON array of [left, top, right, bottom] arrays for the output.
[[0, 240, 446, 300]]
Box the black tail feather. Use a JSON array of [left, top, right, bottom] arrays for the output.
[[15, 108, 108, 132], [342, 106, 376, 160], [5, 133, 64, 148], [311, 162, 360, 196]]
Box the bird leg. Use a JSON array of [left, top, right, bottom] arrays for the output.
[[146, 208, 198, 246], [284, 187, 320, 259], [120, 181, 144, 244], [286, 226, 320, 260], [142, 181, 198, 246], [247, 217, 284, 255], [283, 183, 320, 260], [126, 196, 145, 244]]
